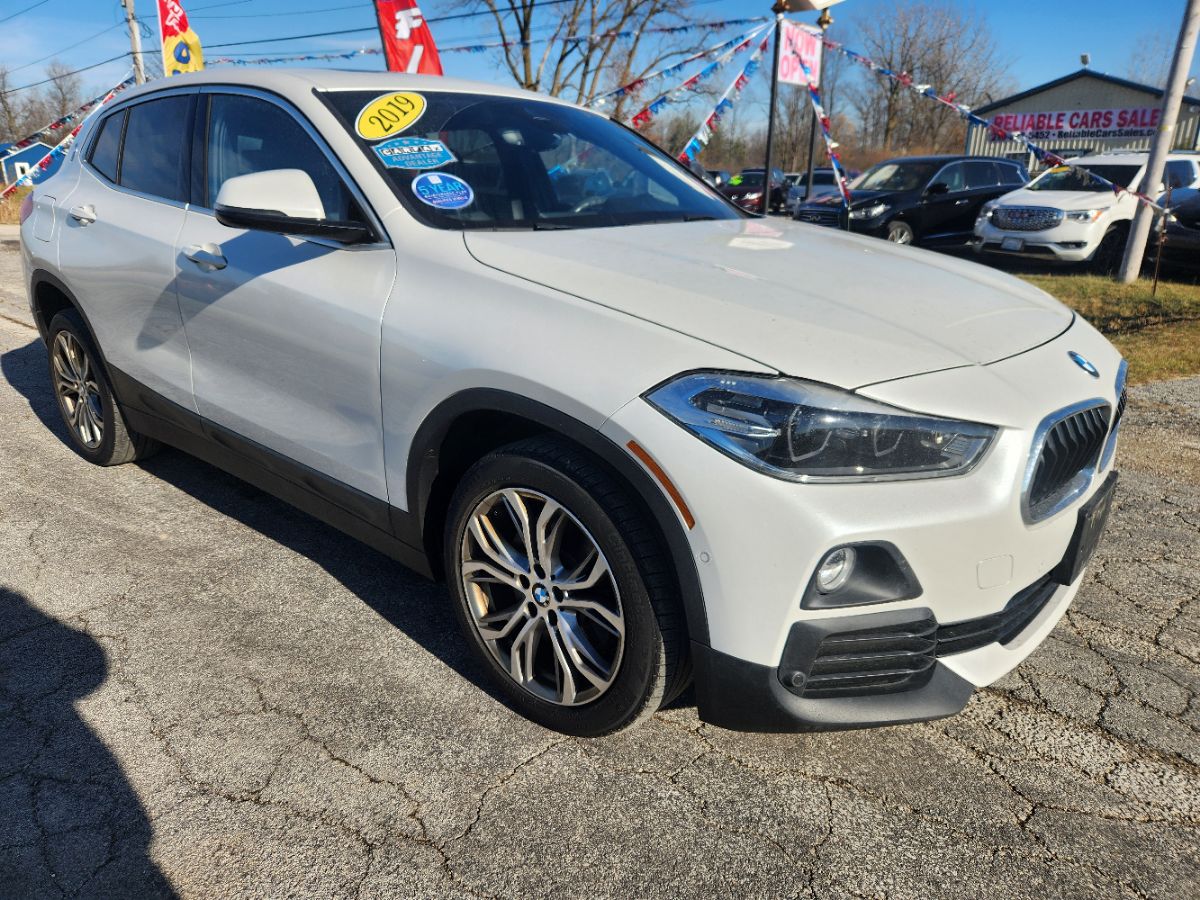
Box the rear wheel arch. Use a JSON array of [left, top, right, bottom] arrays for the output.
[[30, 271, 103, 357], [407, 389, 709, 646]]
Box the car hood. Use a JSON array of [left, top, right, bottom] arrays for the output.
[[799, 189, 894, 211], [463, 218, 1073, 388], [994, 188, 1120, 211]]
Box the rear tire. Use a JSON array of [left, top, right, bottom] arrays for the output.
[[46, 310, 159, 466], [444, 436, 689, 736]]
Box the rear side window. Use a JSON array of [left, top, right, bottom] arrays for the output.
[[965, 161, 998, 189], [999, 163, 1027, 185], [120, 96, 191, 202], [1165, 160, 1197, 190], [88, 111, 125, 183], [205, 93, 361, 221]]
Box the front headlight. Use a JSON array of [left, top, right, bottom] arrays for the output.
[[977, 201, 997, 225], [743, 191, 763, 201], [849, 202, 889, 220], [645, 372, 997, 482], [1065, 208, 1105, 222]]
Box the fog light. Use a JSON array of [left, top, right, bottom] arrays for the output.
[[816, 547, 856, 593]]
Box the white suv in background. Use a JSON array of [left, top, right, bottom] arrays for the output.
[[21, 70, 1125, 737], [974, 152, 1200, 269]]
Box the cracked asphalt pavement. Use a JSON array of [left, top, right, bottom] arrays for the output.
[[1, 241, 1198, 896]]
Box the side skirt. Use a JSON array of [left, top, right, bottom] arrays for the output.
[[110, 367, 432, 578]]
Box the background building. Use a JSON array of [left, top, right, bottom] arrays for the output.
[[0, 141, 62, 186], [966, 69, 1200, 169]]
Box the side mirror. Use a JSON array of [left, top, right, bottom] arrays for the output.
[[925, 181, 950, 196], [214, 169, 372, 244]]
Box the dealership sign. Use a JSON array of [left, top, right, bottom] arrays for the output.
[[989, 107, 1161, 141]]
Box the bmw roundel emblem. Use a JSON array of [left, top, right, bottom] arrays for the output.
[[1068, 351, 1100, 378]]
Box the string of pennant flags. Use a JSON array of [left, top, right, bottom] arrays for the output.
[[1, 78, 132, 201], [791, 34, 853, 206], [820, 37, 1173, 216], [628, 22, 772, 130], [209, 16, 770, 68], [677, 33, 772, 165], [588, 23, 770, 109], [0, 76, 136, 165]]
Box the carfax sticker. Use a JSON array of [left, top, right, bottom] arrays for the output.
[[373, 136, 456, 170], [411, 172, 474, 210], [355, 92, 426, 140]]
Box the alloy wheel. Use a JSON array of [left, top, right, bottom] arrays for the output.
[[51, 331, 104, 449], [459, 488, 625, 707], [887, 222, 914, 244]]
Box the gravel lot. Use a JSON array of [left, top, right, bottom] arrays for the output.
[[1, 237, 1198, 897]]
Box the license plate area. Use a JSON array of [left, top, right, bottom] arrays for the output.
[[1001, 236, 1024, 251], [1052, 471, 1118, 586]]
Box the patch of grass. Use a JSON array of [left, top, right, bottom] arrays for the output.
[[0, 188, 29, 226], [1105, 320, 1200, 385], [1019, 272, 1200, 384]]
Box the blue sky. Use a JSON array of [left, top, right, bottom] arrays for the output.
[[2, 0, 1196, 115]]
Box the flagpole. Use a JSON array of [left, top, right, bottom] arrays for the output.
[[121, 0, 146, 84]]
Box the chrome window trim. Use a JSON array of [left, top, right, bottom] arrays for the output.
[[1099, 359, 1128, 473], [1021, 397, 1111, 525], [193, 85, 391, 249]]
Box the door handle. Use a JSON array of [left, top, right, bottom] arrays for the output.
[[183, 243, 228, 270], [954, 198, 971, 206], [69, 204, 96, 225]]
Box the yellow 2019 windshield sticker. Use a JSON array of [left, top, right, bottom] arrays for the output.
[[355, 92, 426, 141]]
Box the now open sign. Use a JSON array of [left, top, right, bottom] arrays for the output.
[[777, 21, 823, 88]]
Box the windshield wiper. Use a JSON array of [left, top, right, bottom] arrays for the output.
[[531, 222, 578, 230]]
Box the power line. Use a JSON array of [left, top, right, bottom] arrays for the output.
[[6, 22, 123, 75], [0, 0, 50, 24], [0, 53, 128, 98]]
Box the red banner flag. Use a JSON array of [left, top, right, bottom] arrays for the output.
[[374, 1, 443, 75], [158, 0, 205, 76]]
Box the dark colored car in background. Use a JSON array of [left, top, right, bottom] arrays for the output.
[[1157, 191, 1200, 268], [721, 167, 787, 213], [793, 155, 1029, 245], [787, 167, 860, 214]]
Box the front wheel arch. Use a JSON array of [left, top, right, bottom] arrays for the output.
[[407, 389, 709, 648]]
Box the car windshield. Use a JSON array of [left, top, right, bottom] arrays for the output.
[[1027, 164, 1141, 192], [322, 90, 740, 230], [730, 172, 764, 187], [852, 161, 939, 192]]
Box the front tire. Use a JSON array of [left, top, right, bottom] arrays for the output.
[[46, 310, 158, 466], [1091, 225, 1128, 274], [886, 220, 916, 245], [444, 436, 689, 736]]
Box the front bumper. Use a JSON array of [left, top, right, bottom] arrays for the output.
[[601, 316, 1123, 731], [974, 218, 1108, 263]]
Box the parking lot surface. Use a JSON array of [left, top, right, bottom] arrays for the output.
[[1, 265, 1198, 895]]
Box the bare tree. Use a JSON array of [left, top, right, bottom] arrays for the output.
[[0, 67, 31, 144], [472, 0, 710, 115], [846, 2, 1012, 154], [1124, 32, 1172, 87], [42, 60, 83, 121]]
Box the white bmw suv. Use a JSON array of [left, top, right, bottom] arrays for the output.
[[21, 70, 1125, 736], [975, 151, 1200, 269]]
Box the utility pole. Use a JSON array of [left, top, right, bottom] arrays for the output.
[[122, 0, 146, 85], [1117, 0, 1200, 283], [762, 2, 787, 216]]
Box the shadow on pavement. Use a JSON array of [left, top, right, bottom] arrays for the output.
[[0, 586, 175, 897], [0, 337, 507, 710]]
